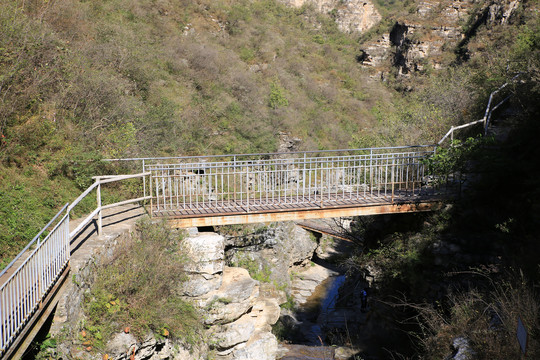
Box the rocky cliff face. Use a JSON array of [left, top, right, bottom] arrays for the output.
[[179, 231, 286, 360], [281, 0, 381, 33], [224, 222, 318, 286], [359, 0, 523, 76]]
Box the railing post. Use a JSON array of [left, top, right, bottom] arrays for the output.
[[97, 180, 102, 236], [149, 170, 153, 218], [142, 159, 146, 205], [246, 164, 250, 213], [233, 156, 237, 203], [450, 126, 454, 143], [369, 148, 373, 196], [391, 158, 395, 203]]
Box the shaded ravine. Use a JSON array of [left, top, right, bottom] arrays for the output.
[[278, 256, 352, 360]]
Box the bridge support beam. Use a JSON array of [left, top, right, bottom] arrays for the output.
[[167, 201, 444, 228]]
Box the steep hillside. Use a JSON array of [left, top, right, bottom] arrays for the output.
[[1, 0, 539, 267], [0, 0, 390, 266]]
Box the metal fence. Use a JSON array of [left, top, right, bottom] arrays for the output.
[[0, 173, 148, 357], [145, 146, 439, 216], [0, 205, 70, 355]]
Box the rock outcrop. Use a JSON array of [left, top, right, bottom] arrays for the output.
[[359, 0, 523, 75], [181, 231, 286, 360], [224, 222, 318, 286], [281, 0, 381, 33]]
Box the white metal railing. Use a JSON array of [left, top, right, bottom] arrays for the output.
[[439, 73, 523, 145], [0, 205, 70, 355], [145, 146, 443, 215], [0, 173, 149, 357], [68, 172, 151, 238]]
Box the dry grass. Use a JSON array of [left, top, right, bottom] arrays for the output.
[[82, 220, 202, 348], [414, 273, 540, 359]]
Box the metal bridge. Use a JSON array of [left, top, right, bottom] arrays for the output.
[[0, 75, 520, 359], [144, 145, 449, 227], [0, 144, 453, 359]]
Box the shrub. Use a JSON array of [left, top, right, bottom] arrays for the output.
[[268, 78, 289, 109], [82, 220, 202, 348], [415, 273, 540, 359], [232, 251, 272, 282]]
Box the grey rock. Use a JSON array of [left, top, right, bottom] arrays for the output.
[[106, 332, 137, 356], [211, 314, 256, 349], [183, 273, 222, 297], [202, 267, 259, 325], [231, 330, 278, 360], [449, 336, 476, 360], [183, 233, 225, 275]]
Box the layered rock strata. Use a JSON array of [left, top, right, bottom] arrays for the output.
[[359, 0, 522, 75], [182, 231, 286, 360], [281, 0, 381, 33]]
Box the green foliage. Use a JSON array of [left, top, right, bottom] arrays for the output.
[[280, 293, 296, 311], [416, 274, 540, 359], [105, 122, 137, 158], [268, 79, 289, 109], [35, 334, 58, 360], [82, 220, 202, 348], [0, 169, 90, 270], [232, 252, 272, 282], [424, 137, 494, 182]]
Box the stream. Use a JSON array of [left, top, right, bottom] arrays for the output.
[[278, 271, 351, 360], [298, 274, 347, 345], [278, 258, 412, 360]]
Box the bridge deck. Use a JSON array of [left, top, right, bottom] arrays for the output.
[[153, 191, 442, 218], [159, 190, 449, 227]]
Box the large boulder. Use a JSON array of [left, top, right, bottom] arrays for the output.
[[291, 262, 339, 304], [183, 233, 225, 275], [105, 332, 137, 357], [225, 222, 318, 286], [211, 314, 256, 350], [183, 273, 223, 297], [201, 267, 259, 325], [182, 233, 225, 297], [230, 330, 278, 360]]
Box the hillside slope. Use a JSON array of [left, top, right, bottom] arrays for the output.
[[1, 0, 539, 266]]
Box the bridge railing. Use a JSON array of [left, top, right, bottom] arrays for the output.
[[68, 172, 151, 238], [439, 73, 524, 145], [0, 204, 70, 356], [144, 146, 445, 216], [0, 173, 150, 357]]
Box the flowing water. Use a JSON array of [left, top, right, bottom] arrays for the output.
[[279, 273, 348, 359]]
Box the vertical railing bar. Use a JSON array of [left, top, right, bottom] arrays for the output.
[[97, 181, 102, 236], [384, 157, 388, 197], [150, 171, 154, 216], [168, 171, 172, 210]]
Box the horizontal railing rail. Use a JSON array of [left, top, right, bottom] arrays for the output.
[[146, 148, 446, 217], [104, 144, 437, 166], [439, 73, 524, 145], [68, 172, 151, 239], [0, 205, 70, 356]]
